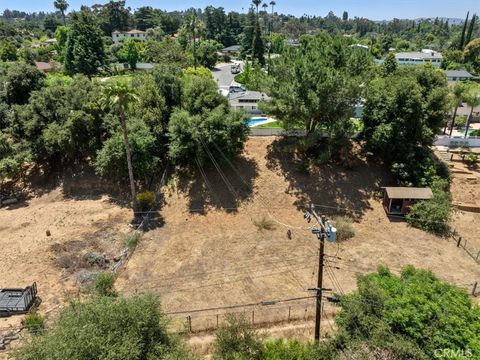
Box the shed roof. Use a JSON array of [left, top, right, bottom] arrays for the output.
[[385, 187, 433, 200]]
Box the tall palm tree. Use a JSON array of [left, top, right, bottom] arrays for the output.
[[270, 0, 276, 15], [184, 12, 204, 69], [262, 3, 269, 33], [53, 0, 69, 25], [252, 0, 262, 16], [102, 81, 139, 211], [447, 82, 467, 136], [463, 88, 480, 138]]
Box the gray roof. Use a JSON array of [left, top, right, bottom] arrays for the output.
[[229, 91, 269, 104], [395, 51, 442, 60], [385, 187, 433, 200], [222, 45, 241, 52], [445, 70, 473, 78]]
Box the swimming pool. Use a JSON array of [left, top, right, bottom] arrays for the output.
[[246, 117, 268, 127]]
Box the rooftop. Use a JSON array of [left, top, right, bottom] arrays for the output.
[[385, 187, 433, 200], [445, 69, 474, 78], [229, 91, 270, 103], [222, 45, 241, 52], [395, 51, 442, 60], [112, 29, 146, 34]]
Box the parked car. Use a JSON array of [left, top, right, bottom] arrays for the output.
[[229, 85, 246, 93], [230, 64, 241, 74]]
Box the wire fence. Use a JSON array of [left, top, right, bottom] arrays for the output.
[[450, 230, 480, 266], [166, 300, 322, 334]]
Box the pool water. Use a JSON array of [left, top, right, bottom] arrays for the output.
[[246, 117, 268, 127]]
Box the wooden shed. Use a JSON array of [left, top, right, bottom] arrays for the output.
[[383, 187, 433, 215]]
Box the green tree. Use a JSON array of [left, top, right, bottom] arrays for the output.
[[183, 12, 204, 69], [134, 6, 160, 31], [197, 39, 222, 69], [93, 0, 132, 36], [459, 11, 470, 49], [213, 314, 264, 360], [464, 38, 480, 73], [121, 38, 140, 70], [0, 63, 45, 106], [465, 13, 477, 46], [65, 10, 106, 75], [251, 19, 265, 66], [101, 81, 139, 210], [382, 52, 397, 76], [463, 85, 480, 137], [447, 81, 467, 136], [15, 295, 194, 360], [0, 39, 17, 61], [53, 0, 69, 25]]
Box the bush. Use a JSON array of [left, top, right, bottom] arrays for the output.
[[253, 216, 276, 231], [332, 216, 355, 241], [16, 295, 194, 360], [465, 153, 479, 166], [90, 272, 116, 297], [84, 251, 105, 267], [454, 115, 467, 128], [213, 314, 264, 360], [23, 312, 45, 335], [406, 180, 452, 235], [124, 232, 141, 250], [136, 191, 156, 211]]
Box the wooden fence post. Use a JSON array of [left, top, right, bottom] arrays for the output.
[[187, 316, 192, 332], [288, 306, 291, 322], [252, 310, 255, 325], [472, 282, 478, 297], [216, 314, 219, 329], [457, 236, 462, 247]]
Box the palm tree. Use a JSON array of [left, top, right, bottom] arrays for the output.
[[53, 0, 69, 25], [463, 88, 480, 138], [252, 0, 262, 16], [102, 81, 139, 211], [270, 0, 276, 15], [184, 12, 204, 69], [262, 3, 269, 33], [447, 82, 467, 136]]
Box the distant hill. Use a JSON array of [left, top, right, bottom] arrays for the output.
[[374, 17, 464, 26]]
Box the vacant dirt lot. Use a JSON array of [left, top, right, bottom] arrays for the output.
[[0, 187, 131, 332], [116, 137, 480, 332]]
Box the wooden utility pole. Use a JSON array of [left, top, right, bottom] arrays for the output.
[[304, 205, 335, 342]]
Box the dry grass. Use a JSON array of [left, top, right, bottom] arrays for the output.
[[253, 216, 276, 231]]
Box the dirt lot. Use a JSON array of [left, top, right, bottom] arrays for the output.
[[0, 187, 132, 332], [116, 137, 480, 334]]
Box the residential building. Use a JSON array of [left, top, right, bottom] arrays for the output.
[[394, 49, 442, 67], [221, 45, 241, 56], [350, 44, 369, 51], [445, 69, 474, 82], [112, 29, 146, 43], [228, 91, 270, 114], [35, 61, 54, 73], [383, 187, 433, 215]]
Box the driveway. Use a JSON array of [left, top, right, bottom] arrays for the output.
[[212, 61, 243, 92]]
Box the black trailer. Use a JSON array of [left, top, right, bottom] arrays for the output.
[[0, 283, 37, 317]]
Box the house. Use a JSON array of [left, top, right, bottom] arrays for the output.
[[445, 70, 474, 82], [383, 187, 433, 215], [221, 45, 241, 55], [228, 91, 270, 114], [112, 29, 146, 43], [394, 49, 442, 67], [350, 44, 369, 51]]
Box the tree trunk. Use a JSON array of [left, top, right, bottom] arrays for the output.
[[464, 107, 473, 138], [62, 12, 66, 26], [119, 112, 137, 211], [449, 105, 459, 137]]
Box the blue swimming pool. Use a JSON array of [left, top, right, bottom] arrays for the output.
[[246, 117, 268, 127]]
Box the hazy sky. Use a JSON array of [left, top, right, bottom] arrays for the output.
[[1, 0, 478, 20]]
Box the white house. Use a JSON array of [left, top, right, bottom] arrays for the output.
[[228, 91, 270, 114], [112, 29, 146, 43], [394, 49, 442, 67]]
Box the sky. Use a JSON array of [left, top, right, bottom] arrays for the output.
[[1, 0, 479, 20]]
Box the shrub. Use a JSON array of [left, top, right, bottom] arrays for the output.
[[454, 115, 467, 128], [124, 232, 141, 250], [84, 251, 105, 267], [406, 180, 452, 235], [213, 314, 264, 360], [136, 191, 156, 211], [23, 313, 45, 335], [470, 129, 480, 136], [16, 295, 194, 360], [90, 272, 116, 297], [465, 153, 479, 166], [253, 216, 276, 231], [332, 216, 355, 242]]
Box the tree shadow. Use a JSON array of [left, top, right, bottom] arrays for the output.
[[175, 155, 259, 214], [265, 137, 389, 220]]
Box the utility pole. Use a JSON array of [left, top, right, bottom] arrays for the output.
[[304, 204, 336, 342]]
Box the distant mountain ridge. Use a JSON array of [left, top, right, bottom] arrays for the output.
[[374, 17, 463, 25]]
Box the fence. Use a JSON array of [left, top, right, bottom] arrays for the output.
[[166, 300, 320, 333], [434, 135, 480, 148], [249, 128, 307, 137], [451, 231, 480, 265]]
